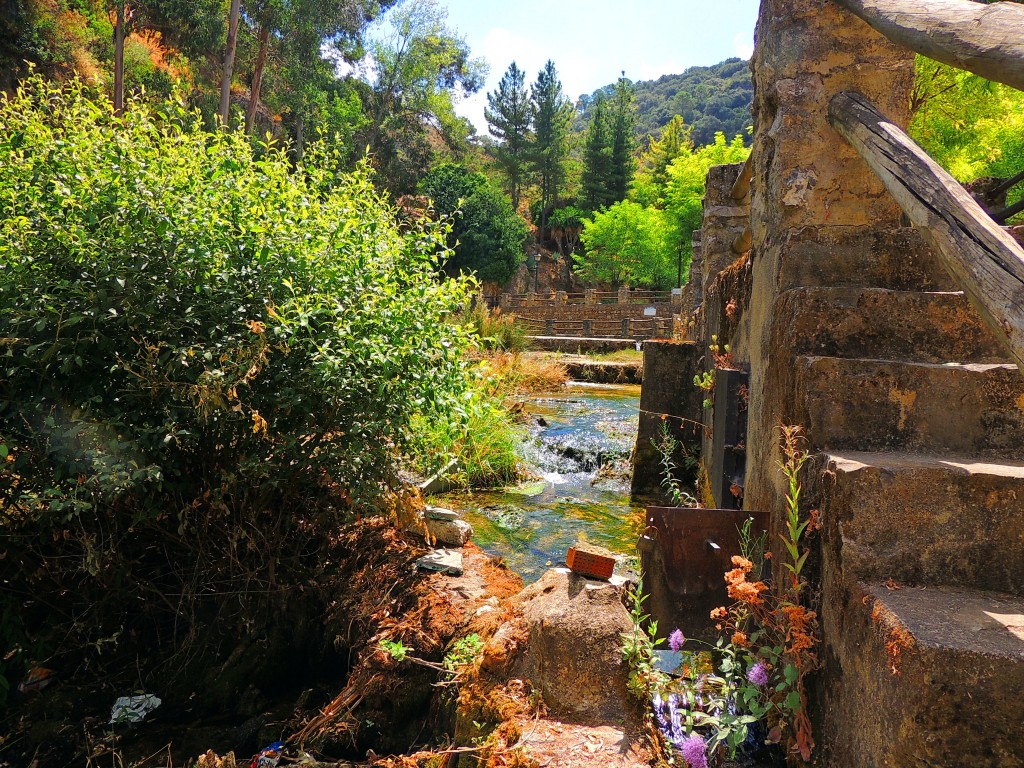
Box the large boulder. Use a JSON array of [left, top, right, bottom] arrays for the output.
[[508, 568, 633, 721]]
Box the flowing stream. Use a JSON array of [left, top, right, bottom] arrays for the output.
[[442, 382, 646, 582]]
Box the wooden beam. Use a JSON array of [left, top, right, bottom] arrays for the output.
[[833, 0, 1024, 92], [829, 91, 1024, 372]]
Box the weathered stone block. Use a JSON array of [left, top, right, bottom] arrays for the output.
[[631, 340, 705, 500], [424, 517, 473, 547], [509, 568, 632, 721], [809, 450, 1024, 595], [794, 357, 1024, 456]]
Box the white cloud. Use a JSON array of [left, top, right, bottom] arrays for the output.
[[733, 32, 755, 60]]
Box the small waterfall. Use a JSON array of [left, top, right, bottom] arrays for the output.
[[443, 382, 646, 581]]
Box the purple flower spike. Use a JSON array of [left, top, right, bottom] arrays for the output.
[[668, 628, 686, 652], [680, 733, 709, 768], [747, 660, 770, 687]]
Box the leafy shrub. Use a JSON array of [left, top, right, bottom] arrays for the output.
[[419, 163, 528, 284], [0, 77, 475, 699]]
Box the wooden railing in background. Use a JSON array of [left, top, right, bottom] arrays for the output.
[[516, 316, 674, 340], [499, 289, 675, 308]]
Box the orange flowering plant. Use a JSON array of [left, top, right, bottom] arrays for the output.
[[707, 424, 820, 761], [651, 425, 820, 767]]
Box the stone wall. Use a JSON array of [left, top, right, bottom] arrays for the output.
[[744, 0, 913, 524], [631, 341, 705, 500]]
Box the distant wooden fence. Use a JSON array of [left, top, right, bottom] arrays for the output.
[[496, 287, 676, 308], [516, 316, 675, 340]]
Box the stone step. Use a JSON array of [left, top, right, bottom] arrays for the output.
[[818, 581, 1024, 767], [807, 450, 1024, 595], [775, 287, 1008, 364], [794, 356, 1024, 456], [776, 226, 957, 292]]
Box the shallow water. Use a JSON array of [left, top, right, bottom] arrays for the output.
[[442, 382, 646, 582]]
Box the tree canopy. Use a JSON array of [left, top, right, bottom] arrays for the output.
[[419, 163, 528, 284], [577, 58, 753, 147], [362, 0, 487, 194]]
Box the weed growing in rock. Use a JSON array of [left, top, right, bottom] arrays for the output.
[[654, 420, 699, 507], [621, 583, 669, 700], [637, 425, 821, 766]]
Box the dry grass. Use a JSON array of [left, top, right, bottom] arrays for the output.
[[475, 351, 568, 398]]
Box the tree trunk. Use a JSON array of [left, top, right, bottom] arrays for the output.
[[113, 2, 126, 115], [245, 25, 270, 135], [218, 0, 241, 127], [829, 90, 1024, 372], [833, 0, 1024, 91]]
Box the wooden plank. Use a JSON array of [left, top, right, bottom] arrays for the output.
[[829, 90, 1024, 372], [833, 0, 1024, 92]]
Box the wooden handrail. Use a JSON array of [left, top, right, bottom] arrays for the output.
[[833, 0, 1024, 92], [829, 91, 1024, 372]]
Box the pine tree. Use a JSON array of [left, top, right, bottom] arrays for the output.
[[485, 61, 533, 211], [530, 60, 573, 241], [581, 95, 613, 211], [608, 74, 637, 203]]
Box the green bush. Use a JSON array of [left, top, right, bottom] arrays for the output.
[[0, 77, 476, 698], [419, 163, 528, 284]]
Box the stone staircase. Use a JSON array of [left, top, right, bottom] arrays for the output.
[[774, 228, 1024, 765]]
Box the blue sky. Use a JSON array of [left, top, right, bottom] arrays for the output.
[[436, 0, 761, 133]]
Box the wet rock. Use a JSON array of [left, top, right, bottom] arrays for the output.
[[508, 567, 632, 720], [415, 549, 463, 576], [425, 505, 460, 521]]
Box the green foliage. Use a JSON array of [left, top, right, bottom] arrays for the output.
[[621, 583, 668, 700], [444, 633, 484, 672], [419, 163, 527, 284], [578, 58, 752, 148], [580, 94, 614, 211], [632, 115, 693, 207], [363, 0, 487, 193], [462, 304, 528, 352], [0, 79, 477, 687], [608, 75, 637, 204], [380, 639, 410, 662], [548, 205, 585, 255], [579, 77, 636, 212], [575, 200, 675, 288], [408, 384, 524, 488], [530, 60, 573, 236], [486, 61, 532, 210], [654, 420, 697, 507], [662, 131, 749, 274], [0, 77, 474, 514], [909, 56, 1024, 213]]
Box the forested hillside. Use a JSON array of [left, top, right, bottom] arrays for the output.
[[577, 57, 753, 146]]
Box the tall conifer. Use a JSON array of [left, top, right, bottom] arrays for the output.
[[485, 61, 532, 210], [530, 60, 572, 240]]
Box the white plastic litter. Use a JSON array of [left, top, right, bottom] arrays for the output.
[[109, 694, 162, 724]]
